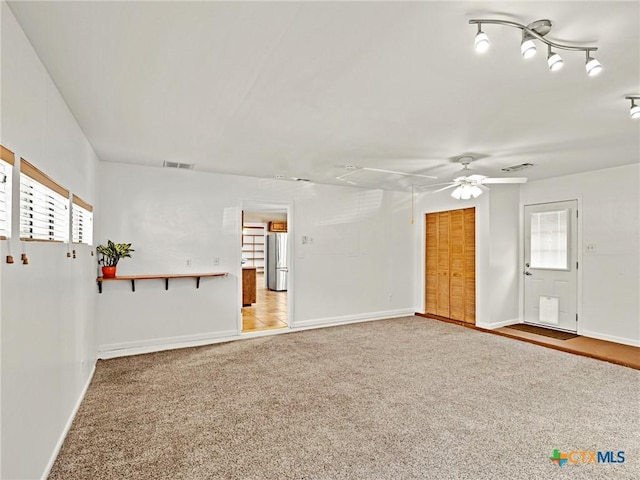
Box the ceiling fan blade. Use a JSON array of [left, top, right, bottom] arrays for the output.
[[430, 184, 458, 193], [466, 174, 487, 182], [413, 182, 456, 188], [336, 169, 362, 181], [482, 177, 528, 184], [362, 167, 437, 179]]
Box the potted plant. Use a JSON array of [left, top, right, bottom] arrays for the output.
[[97, 240, 134, 278]]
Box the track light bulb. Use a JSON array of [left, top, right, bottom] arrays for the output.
[[521, 37, 537, 59], [585, 56, 602, 76], [475, 30, 490, 53], [547, 49, 563, 71], [631, 104, 640, 119]]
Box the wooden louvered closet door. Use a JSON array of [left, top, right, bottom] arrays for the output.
[[425, 208, 475, 324]]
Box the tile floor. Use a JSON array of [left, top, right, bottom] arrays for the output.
[[242, 274, 288, 332]]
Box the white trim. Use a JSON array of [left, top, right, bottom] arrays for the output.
[[99, 311, 417, 360], [476, 318, 520, 330], [238, 199, 294, 334], [97, 330, 238, 359], [580, 330, 640, 347], [41, 363, 96, 480], [292, 309, 415, 329], [520, 198, 581, 334]]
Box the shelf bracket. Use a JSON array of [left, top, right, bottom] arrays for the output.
[[131, 279, 135, 292], [165, 278, 169, 290], [196, 277, 201, 288], [97, 280, 102, 294]]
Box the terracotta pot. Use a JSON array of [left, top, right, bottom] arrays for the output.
[[102, 266, 117, 278]]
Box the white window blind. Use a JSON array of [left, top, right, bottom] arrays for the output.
[[0, 146, 15, 239], [72, 195, 93, 245], [530, 209, 569, 270], [19, 158, 70, 242]]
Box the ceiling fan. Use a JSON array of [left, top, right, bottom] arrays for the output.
[[421, 156, 528, 199]]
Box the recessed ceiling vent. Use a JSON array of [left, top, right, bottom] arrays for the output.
[[163, 161, 194, 170], [501, 163, 534, 173]]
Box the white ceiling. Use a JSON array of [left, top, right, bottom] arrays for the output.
[[7, 1, 640, 191]]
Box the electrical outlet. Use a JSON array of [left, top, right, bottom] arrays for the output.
[[214, 257, 220, 266], [585, 244, 596, 253], [186, 258, 191, 267]]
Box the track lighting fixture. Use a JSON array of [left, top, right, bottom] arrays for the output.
[[469, 18, 601, 76], [520, 33, 537, 59], [626, 96, 640, 119], [585, 51, 602, 76], [547, 45, 563, 71], [474, 24, 490, 53]]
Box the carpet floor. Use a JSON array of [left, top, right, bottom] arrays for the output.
[[49, 316, 640, 479]]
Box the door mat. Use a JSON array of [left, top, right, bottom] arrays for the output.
[[507, 324, 579, 340]]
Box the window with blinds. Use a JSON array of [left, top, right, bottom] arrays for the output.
[[530, 209, 569, 270], [0, 146, 15, 239], [19, 158, 70, 242], [72, 195, 93, 245]]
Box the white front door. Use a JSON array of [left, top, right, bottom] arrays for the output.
[[523, 200, 578, 332]]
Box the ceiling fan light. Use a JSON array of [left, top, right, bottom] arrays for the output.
[[470, 186, 483, 198], [451, 187, 463, 200], [520, 37, 537, 59], [547, 51, 563, 71], [630, 104, 640, 119], [585, 56, 602, 76], [475, 31, 490, 53]]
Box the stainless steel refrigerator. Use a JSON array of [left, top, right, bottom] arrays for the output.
[[266, 233, 288, 291]]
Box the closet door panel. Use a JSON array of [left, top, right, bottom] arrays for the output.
[[425, 213, 438, 315], [436, 212, 450, 318], [463, 208, 476, 324], [449, 209, 465, 321]]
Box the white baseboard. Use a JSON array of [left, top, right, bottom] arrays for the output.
[[292, 308, 415, 330], [98, 330, 238, 359], [476, 318, 520, 330], [580, 330, 640, 347], [41, 363, 96, 480], [99, 311, 417, 359]]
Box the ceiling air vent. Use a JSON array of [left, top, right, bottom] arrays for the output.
[[501, 163, 534, 173], [163, 161, 194, 170]]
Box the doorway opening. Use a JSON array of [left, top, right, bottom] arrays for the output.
[[241, 204, 290, 333]]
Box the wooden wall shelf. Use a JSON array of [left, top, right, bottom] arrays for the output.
[[96, 272, 228, 293]]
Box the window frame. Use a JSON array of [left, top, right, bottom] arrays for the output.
[[0, 145, 15, 240], [71, 194, 94, 245], [19, 158, 70, 243]]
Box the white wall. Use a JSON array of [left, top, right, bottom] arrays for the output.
[[243, 211, 287, 223], [488, 186, 520, 327], [520, 163, 640, 346], [1, 3, 99, 479], [96, 162, 415, 355]]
